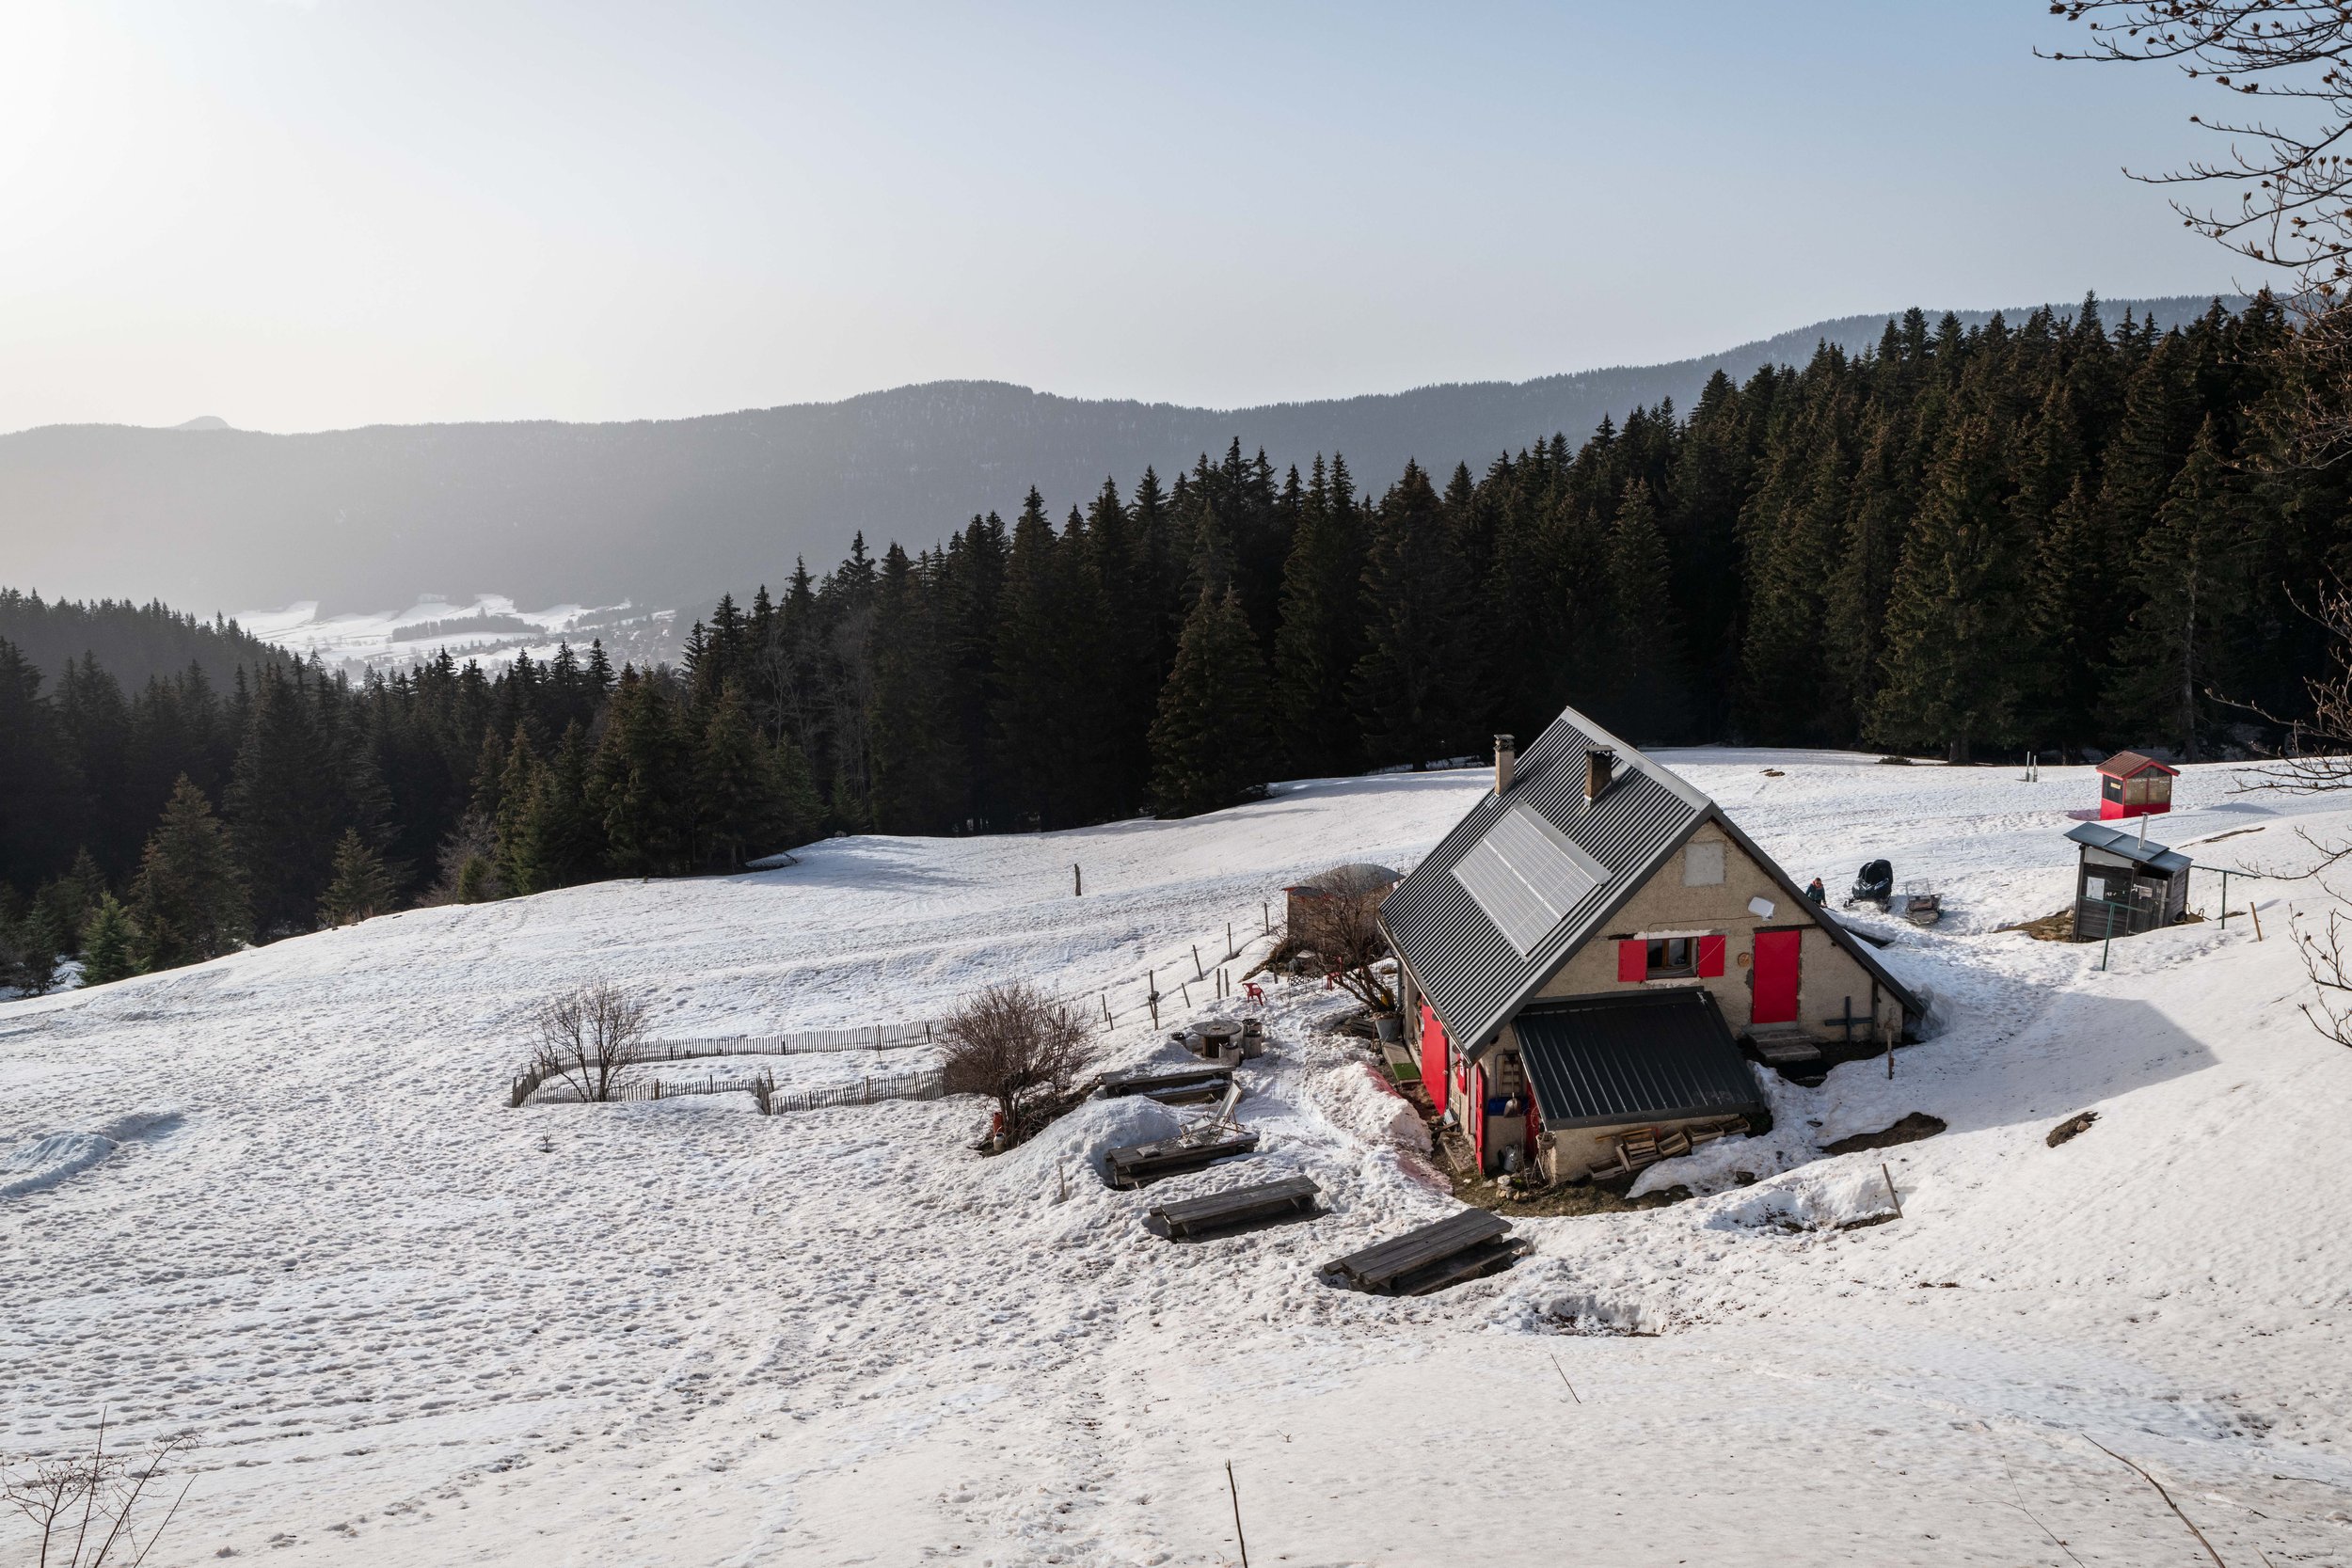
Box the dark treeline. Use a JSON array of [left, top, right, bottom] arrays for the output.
[[0, 589, 291, 693], [3, 294, 2344, 992]]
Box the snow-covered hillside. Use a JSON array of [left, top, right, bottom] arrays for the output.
[[237, 594, 681, 677], [6, 754, 2351, 1567]]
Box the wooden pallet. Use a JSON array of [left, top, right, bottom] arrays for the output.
[[1104, 1130, 1259, 1189], [1322, 1209, 1519, 1295], [1146, 1175, 1320, 1239]]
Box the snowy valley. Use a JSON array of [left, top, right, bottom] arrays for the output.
[[5, 752, 2351, 1567]]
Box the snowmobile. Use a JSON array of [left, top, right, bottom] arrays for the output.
[[1850, 859, 1894, 908]]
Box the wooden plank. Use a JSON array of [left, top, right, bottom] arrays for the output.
[[1098, 1064, 1235, 1099], [1150, 1176, 1320, 1239], [1395, 1238, 1523, 1296], [1326, 1209, 1510, 1289], [1104, 1131, 1260, 1189]]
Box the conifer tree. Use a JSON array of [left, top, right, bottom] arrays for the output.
[[1872, 414, 2026, 759], [695, 679, 780, 867], [320, 828, 398, 925], [2110, 417, 2247, 758], [1352, 462, 1473, 767], [1149, 587, 1273, 816], [512, 721, 600, 893], [1600, 480, 1692, 740], [590, 668, 689, 876], [78, 892, 136, 985], [129, 775, 248, 971]]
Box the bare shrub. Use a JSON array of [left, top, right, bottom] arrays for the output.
[[2295, 908, 2352, 1048], [531, 979, 653, 1102], [4, 1414, 190, 1568], [940, 982, 1099, 1148], [1296, 865, 1399, 1014]]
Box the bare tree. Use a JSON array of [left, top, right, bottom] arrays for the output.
[[939, 981, 1099, 1148], [2050, 3, 2352, 292], [4, 1414, 190, 1568], [2295, 907, 2352, 1045], [2050, 4, 2352, 464], [531, 979, 653, 1102], [1293, 865, 1400, 1014]]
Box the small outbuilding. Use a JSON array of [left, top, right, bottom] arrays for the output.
[[1382, 706, 1922, 1182], [2066, 821, 2192, 940], [2096, 751, 2177, 820]]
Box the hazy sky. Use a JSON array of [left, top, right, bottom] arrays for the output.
[[1, 1, 2255, 434]]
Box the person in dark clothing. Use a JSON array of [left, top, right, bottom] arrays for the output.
[[1805, 877, 1827, 905]]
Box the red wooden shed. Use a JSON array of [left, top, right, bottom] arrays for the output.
[[2096, 751, 2177, 820]]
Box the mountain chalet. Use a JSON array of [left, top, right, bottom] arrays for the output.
[[1381, 708, 1922, 1182]]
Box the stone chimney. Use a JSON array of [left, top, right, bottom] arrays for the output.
[[1585, 748, 1615, 801], [1493, 735, 1516, 795]]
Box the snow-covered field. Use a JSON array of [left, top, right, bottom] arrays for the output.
[[236, 594, 680, 676], [7, 754, 2352, 1567]]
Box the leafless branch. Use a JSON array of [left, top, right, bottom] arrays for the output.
[[940, 981, 1099, 1148], [4, 1414, 191, 1568], [2294, 907, 2352, 1045], [531, 979, 653, 1102], [2049, 3, 2352, 294], [1291, 866, 1399, 1013]]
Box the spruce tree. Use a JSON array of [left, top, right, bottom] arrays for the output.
[[2109, 417, 2247, 759], [1149, 588, 1273, 816], [78, 892, 137, 985], [1600, 480, 1692, 740], [695, 679, 778, 867], [1872, 414, 2026, 759], [589, 668, 689, 876], [129, 775, 249, 971], [1352, 462, 1474, 767], [320, 828, 398, 925]]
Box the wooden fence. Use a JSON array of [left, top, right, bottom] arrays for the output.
[[527, 1064, 944, 1113]]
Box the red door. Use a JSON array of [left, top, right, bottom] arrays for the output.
[[1752, 928, 1801, 1024], [1420, 1001, 1449, 1108]]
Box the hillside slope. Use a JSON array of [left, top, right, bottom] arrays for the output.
[[0, 296, 2238, 617], [4, 752, 2346, 1566]]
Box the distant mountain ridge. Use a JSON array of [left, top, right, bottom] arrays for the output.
[[0, 294, 2242, 617]]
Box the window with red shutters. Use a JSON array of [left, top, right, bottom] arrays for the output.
[[1616, 939, 1645, 981], [1698, 933, 1726, 976]]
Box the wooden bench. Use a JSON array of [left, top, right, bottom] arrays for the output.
[[1097, 1064, 1236, 1104], [1146, 1175, 1319, 1239], [1104, 1130, 1259, 1189], [1322, 1209, 1521, 1296]]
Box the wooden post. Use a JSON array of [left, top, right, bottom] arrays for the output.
[[1181, 981, 1192, 1007], [1073, 863, 1082, 896], [2251, 900, 2265, 942], [1193, 944, 1205, 980], [1226, 1461, 1249, 1568], [2219, 868, 2230, 929], [1881, 1163, 1902, 1219], [1263, 900, 1270, 935], [1227, 921, 1235, 959]]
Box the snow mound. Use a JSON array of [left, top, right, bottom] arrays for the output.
[[985, 1094, 1182, 1191], [1701, 1161, 1901, 1232], [0, 1110, 181, 1199], [4, 1132, 119, 1198]]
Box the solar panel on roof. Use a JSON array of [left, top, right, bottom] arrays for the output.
[[1450, 800, 1606, 955]]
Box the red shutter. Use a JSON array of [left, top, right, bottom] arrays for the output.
[[1617, 939, 1646, 982], [1698, 934, 1725, 977], [1420, 1002, 1449, 1108]]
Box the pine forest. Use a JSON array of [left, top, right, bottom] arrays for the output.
[[5, 295, 2345, 989]]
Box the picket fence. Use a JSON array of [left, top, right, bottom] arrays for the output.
[[530, 1064, 944, 1113]]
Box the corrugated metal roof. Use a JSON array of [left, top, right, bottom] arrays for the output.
[[1381, 703, 1921, 1056], [1515, 989, 1764, 1131], [1380, 707, 1703, 1054], [2097, 750, 2177, 778], [2065, 821, 2193, 877]]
